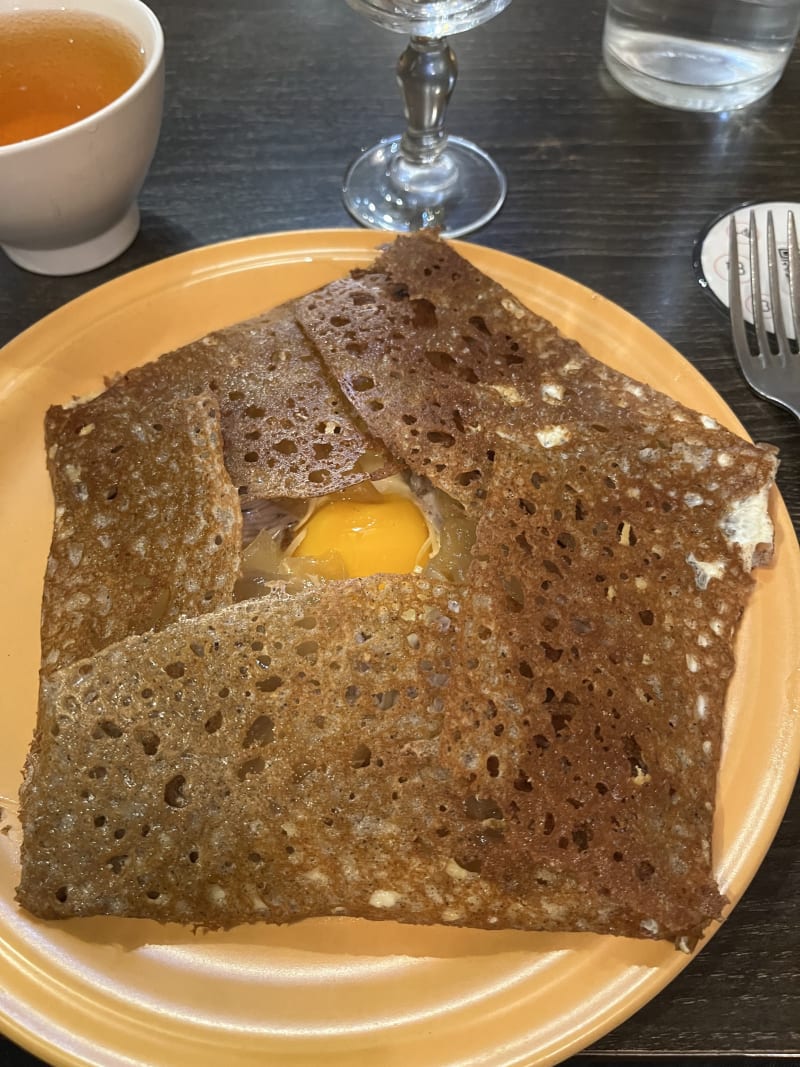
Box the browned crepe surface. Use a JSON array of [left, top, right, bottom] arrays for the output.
[[40, 393, 242, 674], [21, 579, 492, 929], [295, 233, 777, 535], [19, 233, 780, 943], [440, 430, 776, 942], [109, 307, 373, 505], [20, 577, 717, 939]]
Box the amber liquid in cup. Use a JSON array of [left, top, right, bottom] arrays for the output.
[[0, 11, 145, 147]]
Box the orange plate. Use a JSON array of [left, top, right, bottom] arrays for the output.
[[1, 230, 799, 1067]]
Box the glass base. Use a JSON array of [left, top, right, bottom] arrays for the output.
[[342, 135, 507, 239]]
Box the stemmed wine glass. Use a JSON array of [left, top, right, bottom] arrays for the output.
[[342, 0, 512, 238]]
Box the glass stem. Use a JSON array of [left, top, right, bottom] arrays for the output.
[[396, 36, 457, 167]]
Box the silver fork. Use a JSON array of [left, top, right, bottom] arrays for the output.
[[728, 209, 800, 423]]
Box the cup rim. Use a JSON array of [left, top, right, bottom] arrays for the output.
[[0, 0, 164, 156]]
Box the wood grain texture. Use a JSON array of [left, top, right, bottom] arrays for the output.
[[0, 0, 798, 1063]]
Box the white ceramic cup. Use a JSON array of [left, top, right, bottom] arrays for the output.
[[0, 0, 164, 275]]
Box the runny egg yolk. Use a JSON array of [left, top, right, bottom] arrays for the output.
[[291, 494, 432, 578]]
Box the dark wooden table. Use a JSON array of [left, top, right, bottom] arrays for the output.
[[1, 0, 798, 1064]]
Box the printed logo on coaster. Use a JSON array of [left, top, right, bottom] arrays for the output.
[[693, 200, 800, 340]]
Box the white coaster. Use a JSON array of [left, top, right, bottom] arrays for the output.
[[693, 200, 800, 340]]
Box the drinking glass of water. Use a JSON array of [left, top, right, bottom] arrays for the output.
[[342, 0, 512, 238], [603, 0, 800, 112]]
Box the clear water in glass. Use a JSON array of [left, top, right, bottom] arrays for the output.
[[603, 0, 800, 111]]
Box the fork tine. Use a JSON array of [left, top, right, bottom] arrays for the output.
[[766, 210, 791, 359], [788, 210, 800, 345], [728, 209, 800, 422], [728, 218, 750, 359], [749, 210, 771, 359]]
